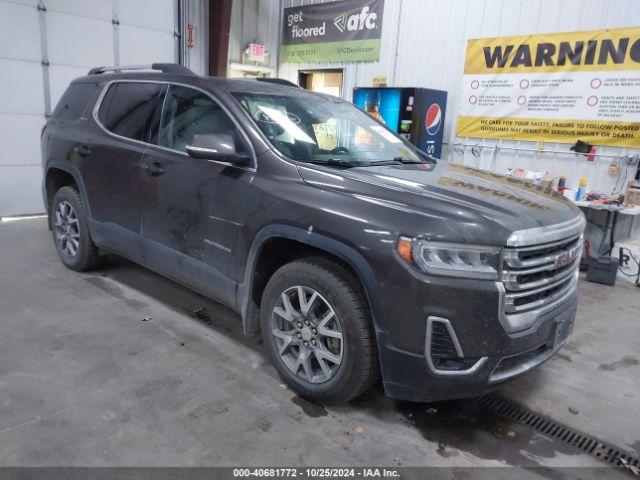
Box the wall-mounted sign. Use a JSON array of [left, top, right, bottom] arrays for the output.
[[281, 0, 384, 63], [372, 75, 387, 87], [187, 23, 195, 48], [244, 43, 268, 64], [457, 26, 640, 148]]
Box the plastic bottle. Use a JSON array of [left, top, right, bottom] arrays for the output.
[[558, 175, 566, 194], [575, 178, 587, 201]]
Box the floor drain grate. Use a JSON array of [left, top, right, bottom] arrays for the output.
[[473, 394, 640, 469]]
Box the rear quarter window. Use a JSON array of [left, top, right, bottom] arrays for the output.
[[97, 82, 163, 142], [52, 83, 97, 121]]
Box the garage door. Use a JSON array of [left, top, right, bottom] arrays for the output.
[[0, 0, 177, 216]]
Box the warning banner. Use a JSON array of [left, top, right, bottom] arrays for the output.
[[458, 116, 640, 147], [457, 26, 640, 147]]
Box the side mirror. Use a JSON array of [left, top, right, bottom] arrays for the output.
[[185, 133, 250, 164]]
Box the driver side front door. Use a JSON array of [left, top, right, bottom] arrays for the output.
[[139, 84, 255, 308]]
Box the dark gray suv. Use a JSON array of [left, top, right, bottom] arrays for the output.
[[41, 63, 585, 403]]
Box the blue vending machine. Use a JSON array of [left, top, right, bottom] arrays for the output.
[[353, 87, 448, 158]]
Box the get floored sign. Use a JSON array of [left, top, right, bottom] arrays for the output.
[[457, 27, 640, 147], [281, 0, 384, 63]]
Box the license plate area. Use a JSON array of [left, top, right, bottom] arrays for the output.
[[548, 307, 576, 348]]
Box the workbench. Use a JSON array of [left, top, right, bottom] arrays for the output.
[[574, 201, 640, 256]]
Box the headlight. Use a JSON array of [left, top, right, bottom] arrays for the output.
[[397, 237, 502, 280]]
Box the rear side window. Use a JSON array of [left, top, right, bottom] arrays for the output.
[[97, 82, 163, 142], [52, 83, 96, 121]]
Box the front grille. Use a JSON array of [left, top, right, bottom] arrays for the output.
[[501, 233, 581, 331]]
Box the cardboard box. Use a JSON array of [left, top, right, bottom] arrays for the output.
[[540, 179, 553, 190], [624, 182, 640, 207], [511, 169, 552, 188]]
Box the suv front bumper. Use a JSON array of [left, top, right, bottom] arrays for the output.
[[376, 271, 578, 403]]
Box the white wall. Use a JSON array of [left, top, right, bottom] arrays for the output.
[[0, 0, 177, 216], [276, 0, 640, 195]]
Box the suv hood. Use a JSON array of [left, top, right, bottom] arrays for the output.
[[297, 161, 582, 244]]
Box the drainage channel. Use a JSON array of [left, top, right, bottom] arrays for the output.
[[473, 394, 640, 472]]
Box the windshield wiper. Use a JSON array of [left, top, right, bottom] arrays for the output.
[[366, 160, 405, 166], [305, 158, 360, 168], [392, 156, 436, 164], [362, 157, 427, 166], [305, 156, 436, 169]]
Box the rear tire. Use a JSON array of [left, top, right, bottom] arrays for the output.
[[50, 186, 104, 271], [260, 257, 379, 404]]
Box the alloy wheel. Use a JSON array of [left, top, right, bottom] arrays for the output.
[[271, 286, 344, 384], [53, 200, 80, 258]]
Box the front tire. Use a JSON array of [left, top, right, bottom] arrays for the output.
[[260, 257, 379, 404], [51, 186, 103, 271]]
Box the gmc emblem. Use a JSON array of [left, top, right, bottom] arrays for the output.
[[555, 249, 576, 268]]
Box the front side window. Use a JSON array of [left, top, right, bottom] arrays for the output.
[[97, 82, 163, 142], [158, 85, 247, 154], [232, 91, 424, 167]]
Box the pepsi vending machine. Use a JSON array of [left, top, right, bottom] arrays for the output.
[[353, 87, 447, 157]]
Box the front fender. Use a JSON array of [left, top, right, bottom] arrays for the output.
[[237, 224, 388, 339]]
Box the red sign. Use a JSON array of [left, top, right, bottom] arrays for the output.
[[187, 24, 194, 47], [250, 43, 265, 57]]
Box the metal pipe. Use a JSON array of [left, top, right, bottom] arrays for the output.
[[37, 1, 51, 117], [390, 0, 403, 86], [175, 0, 182, 65], [445, 142, 639, 160], [275, 0, 284, 76]]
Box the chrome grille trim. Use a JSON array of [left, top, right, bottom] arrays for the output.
[[503, 257, 579, 291], [497, 271, 579, 333], [506, 215, 586, 247], [504, 269, 579, 313], [498, 215, 585, 334], [503, 234, 582, 269]]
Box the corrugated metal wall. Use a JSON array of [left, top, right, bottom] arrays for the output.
[[182, 0, 209, 75], [0, 0, 177, 216], [273, 0, 640, 194]]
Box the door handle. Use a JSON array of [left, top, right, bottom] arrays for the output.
[[73, 145, 92, 156], [143, 161, 164, 176]]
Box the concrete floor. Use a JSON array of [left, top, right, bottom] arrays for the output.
[[0, 218, 638, 470]]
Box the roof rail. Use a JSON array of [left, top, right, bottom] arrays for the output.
[[255, 77, 301, 88], [87, 63, 195, 76]]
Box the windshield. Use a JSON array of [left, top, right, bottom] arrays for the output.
[[232, 91, 427, 167]]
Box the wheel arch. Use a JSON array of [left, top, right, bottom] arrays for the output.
[[44, 162, 92, 219], [238, 225, 387, 339]]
